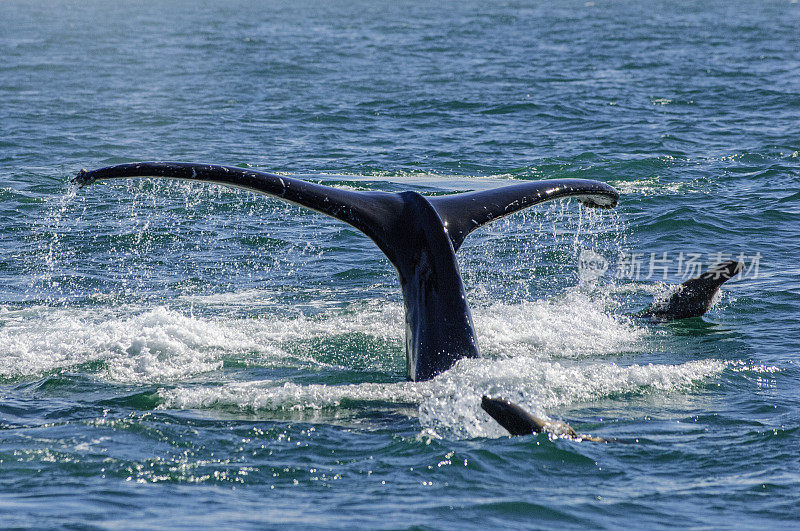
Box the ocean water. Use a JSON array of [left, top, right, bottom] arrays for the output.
[[2, 0, 799, 527]]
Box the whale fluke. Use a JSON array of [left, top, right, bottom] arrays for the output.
[[481, 396, 606, 441], [638, 260, 743, 321], [428, 179, 618, 251], [73, 162, 618, 381]]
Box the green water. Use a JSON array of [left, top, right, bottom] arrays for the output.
[[1, 0, 799, 527]]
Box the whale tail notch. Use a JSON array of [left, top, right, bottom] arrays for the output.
[[73, 162, 619, 381]]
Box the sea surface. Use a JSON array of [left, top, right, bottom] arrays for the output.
[[1, 0, 799, 528]]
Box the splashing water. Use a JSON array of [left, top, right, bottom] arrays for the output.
[[2, 177, 720, 442]]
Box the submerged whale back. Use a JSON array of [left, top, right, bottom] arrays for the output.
[[74, 162, 618, 381]]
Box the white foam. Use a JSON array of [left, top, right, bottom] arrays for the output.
[[0, 289, 725, 439], [418, 357, 726, 438], [472, 290, 644, 358], [1, 289, 639, 379], [0, 299, 408, 382], [159, 356, 726, 439], [177, 289, 280, 308], [0, 306, 291, 382], [160, 380, 423, 411], [610, 177, 701, 196]]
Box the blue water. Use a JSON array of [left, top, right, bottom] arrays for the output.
[[2, 0, 799, 527]]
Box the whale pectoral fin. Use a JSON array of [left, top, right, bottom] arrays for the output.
[[481, 396, 546, 435], [639, 260, 744, 321], [428, 179, 619, 251], [481, 396, 606, 442]]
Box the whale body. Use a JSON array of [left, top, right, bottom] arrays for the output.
[[73, 162, 618, 381]]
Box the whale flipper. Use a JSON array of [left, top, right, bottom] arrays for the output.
[[638, 260, 743, 321], [73, 162, 618, 381], [481, 396, 606, 441], [480, 395, 556, 436]]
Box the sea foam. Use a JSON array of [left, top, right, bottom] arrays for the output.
[[0, 291, 724, 439]]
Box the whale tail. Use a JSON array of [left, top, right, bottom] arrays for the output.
[[73, 162, 618, 380], [639, 260, 743, 321]]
